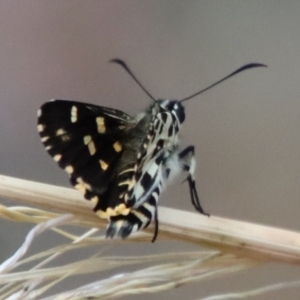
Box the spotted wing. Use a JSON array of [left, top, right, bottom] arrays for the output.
[[37, 99, 136, 213]]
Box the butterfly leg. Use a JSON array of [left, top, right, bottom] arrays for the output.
[[152, 205, 159, 242], [106, 186, 160, 241], [178, 146, 209, 216]]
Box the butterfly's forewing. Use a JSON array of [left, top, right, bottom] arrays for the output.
[[37, 99, 136, 214]]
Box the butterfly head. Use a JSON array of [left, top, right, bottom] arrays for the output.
[[156, 99, 185, 124]]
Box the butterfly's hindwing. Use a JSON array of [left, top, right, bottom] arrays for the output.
[[38, 100, 138, 216]]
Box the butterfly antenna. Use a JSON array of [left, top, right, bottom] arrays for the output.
[[180, 63, 267, 102], [110, 58, 156, 102]]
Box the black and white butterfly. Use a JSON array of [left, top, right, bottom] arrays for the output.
[[37, 59, 265, 241]]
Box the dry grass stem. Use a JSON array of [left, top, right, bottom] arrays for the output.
[[200, 279, 300, 300], [0, 174, 300, 299]]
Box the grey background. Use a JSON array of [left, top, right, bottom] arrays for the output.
[[1, 1, 300, 299]]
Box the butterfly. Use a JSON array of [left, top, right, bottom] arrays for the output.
[[37, 59, 266, 241]]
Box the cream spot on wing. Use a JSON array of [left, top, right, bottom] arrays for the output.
[[37, 124, 45, 132], [45, 145, 52, 150], [116, 203, 125, 211], [115, 203, 130, 215], [96, 117, 106, 133], [99, 159, 108, 170], [91, 196, 99, 205], [61, 135, 71, 142], [113, 141, 122, 152], [65, 165, 74, 174], [96, 210, 109, 219], [71, 106, 77, 123], [96, 204, 131, 219], [37, 109, 42, 117], [88, 141, 96, 155], [75, 177, 91, 194], [56, 128, 66, 136], [53, 154, 62, 162], [75, 183, 86, 194], [121, 207, 130, 216], [77, 177, 91, 189], [84, 135, 96, 155], [83, 135, 92, 144], [41, 136, 49, 142], [106, 207, 117, 216]]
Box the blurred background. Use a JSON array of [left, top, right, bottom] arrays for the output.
[[1, 1, 300, 299]]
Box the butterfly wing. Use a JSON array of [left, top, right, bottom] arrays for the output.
[[37, 99, 136, 215]]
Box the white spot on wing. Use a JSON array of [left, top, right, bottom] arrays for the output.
[[83, 135, 96, 155], [53, 154, 62, 162], [91, 196, 99, 205], [88, 141, 96, 155], [37, 124, 44, 132], [96, 117, 106, 133], [83, 135, 92, 145], [71, 106, 77, 123], [65, 165, 74, 174], [99, 159, 108, 170], [75, 177, 91, 194], [113, 141, 122, 152], [56, 128, 66, 136]]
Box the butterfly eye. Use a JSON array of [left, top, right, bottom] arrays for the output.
[[164, 101, 185, 124], [175, 103, 185, 123]]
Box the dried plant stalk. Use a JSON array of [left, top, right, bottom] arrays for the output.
[[1, 174, 300, 263], [1, 174, 300, 299]]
